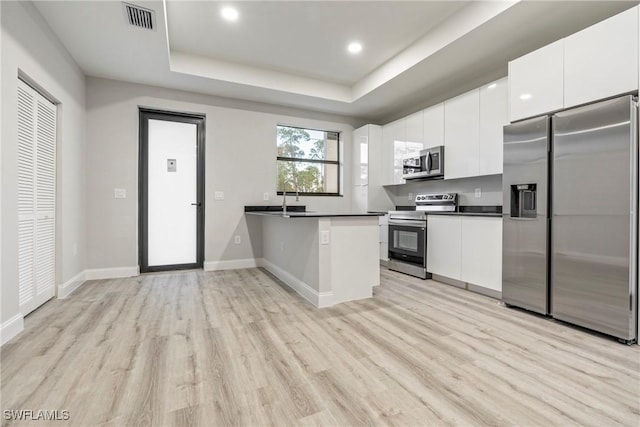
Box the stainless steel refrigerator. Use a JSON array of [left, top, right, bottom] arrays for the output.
[[502, 95, 638, 343]]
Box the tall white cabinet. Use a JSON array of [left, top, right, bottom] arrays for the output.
[[17, 79, 57, 316]]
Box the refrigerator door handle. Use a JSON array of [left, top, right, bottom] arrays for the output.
[[629, 98, 638, 315]]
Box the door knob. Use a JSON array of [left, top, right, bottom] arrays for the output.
[[191, 202, 201, 207]]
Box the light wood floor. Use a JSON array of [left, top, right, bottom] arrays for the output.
[[1, 268, 639, 426]]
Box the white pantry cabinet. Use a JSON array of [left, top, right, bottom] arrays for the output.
[[479, 77, 508, 175], [460, 217, 502, 292], [564, 6, 638, 109], [423, 103, 445, 148], [444, 89, 480, 179], [352, 124, 394, 213], [508, 39, 564, 122], [427, 215, 462, 280], [381, 118, 406, 186]]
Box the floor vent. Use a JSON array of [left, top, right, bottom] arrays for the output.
[[123, 3, 155, 31]]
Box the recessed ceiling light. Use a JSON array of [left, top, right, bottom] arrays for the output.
[[487, 83, 497, 90], [221, 7, 239, 22], [348, 42, 362, 54], [520, 93, 532, 100]]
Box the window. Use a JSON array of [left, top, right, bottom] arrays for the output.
[[276, 125, 340, 195]]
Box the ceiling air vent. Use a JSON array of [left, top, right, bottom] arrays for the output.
[[123, 3, 155, 31]]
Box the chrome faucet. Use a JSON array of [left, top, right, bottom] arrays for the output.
[[282, 177, 299, 216]]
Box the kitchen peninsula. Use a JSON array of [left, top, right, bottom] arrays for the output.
[[245, 207, 383, 307]]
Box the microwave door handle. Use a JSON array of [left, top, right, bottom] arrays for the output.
[[426, 153, 432, 173]]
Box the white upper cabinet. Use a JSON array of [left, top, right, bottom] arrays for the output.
[[444, 89, 480, 180], [423, 103, 445, 148], [479, 77, 508, 175], [405, 111, 424, 150], [564, 6, 639, 109], [509, 39, 564, 122]]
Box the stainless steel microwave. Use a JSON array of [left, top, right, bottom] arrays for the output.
[[402, 145, 444, 180]]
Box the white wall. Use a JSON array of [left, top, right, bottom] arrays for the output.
[[1, 2, 86, 329], [85, 77, 357, 271]]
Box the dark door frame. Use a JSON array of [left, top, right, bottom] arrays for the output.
[[138, 108, 205, 273]]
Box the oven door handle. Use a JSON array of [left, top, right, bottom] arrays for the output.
[[389, 220, 426, 228]]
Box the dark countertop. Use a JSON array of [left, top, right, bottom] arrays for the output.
[[246, 211, 384, 218], [394, 205, 502, 218]]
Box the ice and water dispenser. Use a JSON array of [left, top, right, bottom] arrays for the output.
[[510, 184, 537, 218]]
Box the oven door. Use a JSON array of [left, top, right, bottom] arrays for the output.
[[388, 221, 426, 266]]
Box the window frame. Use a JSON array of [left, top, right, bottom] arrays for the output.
[[276, 125, 342, 197]]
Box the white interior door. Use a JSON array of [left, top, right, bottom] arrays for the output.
[[17, 79, 56, 315], [143, 114, 203, 270]]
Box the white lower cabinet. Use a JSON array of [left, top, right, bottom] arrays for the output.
[[379, 214, 389, 261], [460, 217, 502, 292], [427, 215, 502, 294], [427, 216, 462, 280]]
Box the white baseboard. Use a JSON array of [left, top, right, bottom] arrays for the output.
[[204, 258, 259, 271], [1, 313, 24, 346], [258, 258, 333, 308], [85, 266, 139, 280], [57, 271, 87, 299]]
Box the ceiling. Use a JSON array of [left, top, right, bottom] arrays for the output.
[[34, 1, 638, 123]]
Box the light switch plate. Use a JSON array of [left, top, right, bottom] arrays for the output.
[[215, 191, 224, 200], [320, 230, 330, 245], [114, 188, 126, 199], [474, 188, 482, 198], [263, 192, 269, 201]]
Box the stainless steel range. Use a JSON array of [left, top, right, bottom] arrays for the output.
[[388, 193, 457, 279]]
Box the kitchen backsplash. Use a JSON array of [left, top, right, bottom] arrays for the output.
[[392, 174, 503, 207]]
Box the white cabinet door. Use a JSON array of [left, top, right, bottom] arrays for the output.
[[352, 125, 369, 187], [426, 215, 461, 279], [479, 77, 508, 176], [366, 125, 394, 212], [382, 118, 407, 185], [564, 6, 639, 109], [405, 110, 424, 154], [423, 103, 444, 148], [509, 40, 564, 122], [460, 217, 502, 292], [444, 89, 480, 180], [379, 214, 389, 261]]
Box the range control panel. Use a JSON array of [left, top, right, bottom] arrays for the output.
[[415, 192, 457, 211]]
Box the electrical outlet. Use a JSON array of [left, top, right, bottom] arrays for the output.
[[263, 192, 269, 201], [408, 192, 414, 201], [475, 188, 482, 198], [320, 230, 330, 245], [215, 191, 224, 200], [114, 188, 126, 199], [234, 236, 241, 244]]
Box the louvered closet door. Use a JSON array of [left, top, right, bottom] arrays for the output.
[[17, 80, 56, 315]]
